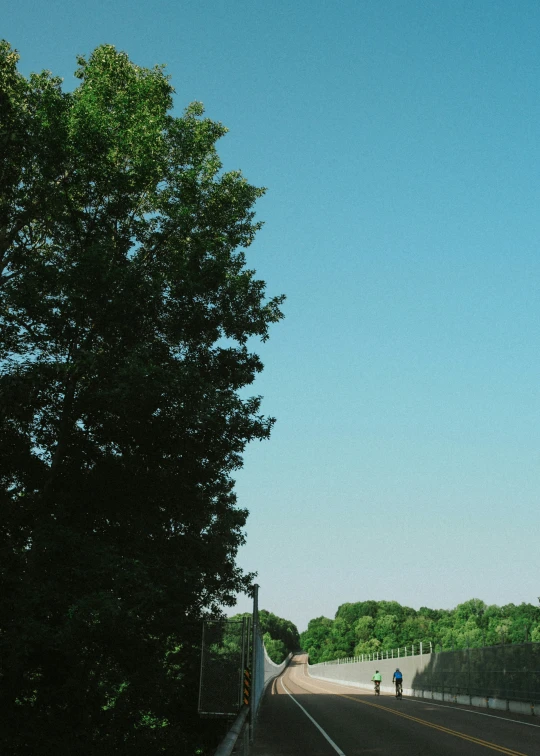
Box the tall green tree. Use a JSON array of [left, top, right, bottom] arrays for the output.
[[258, 609, 300, 656], [229, 610, 300, 663], [300, 616, 334, 661], [0, 41, 284, 755]]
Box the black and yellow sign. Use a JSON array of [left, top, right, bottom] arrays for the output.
[[243, 668, 251, 705]]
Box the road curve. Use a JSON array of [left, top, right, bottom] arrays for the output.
[[250, 654, 540, 755]]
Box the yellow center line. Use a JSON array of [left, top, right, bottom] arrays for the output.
[[286, 670, 528, 756]]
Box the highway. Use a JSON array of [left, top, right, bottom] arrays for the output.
[[250, 655, 540, 755]]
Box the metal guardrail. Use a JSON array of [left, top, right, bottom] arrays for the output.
[[312, 641, 433, 666], [214, 706, 250, 756]]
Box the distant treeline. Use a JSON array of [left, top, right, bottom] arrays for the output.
[[300, 599, 540, 664], [230, 610, 300, 663]]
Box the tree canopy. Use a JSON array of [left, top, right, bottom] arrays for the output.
[[301, 599, 540, 664], [0, 41, 284, 755], [230, 609, 300, 664]]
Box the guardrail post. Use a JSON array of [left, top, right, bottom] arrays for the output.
[[250, 584, 259, 744], [239, 617, 247, 710]]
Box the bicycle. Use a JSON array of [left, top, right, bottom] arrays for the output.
[[374, 680, 381, 696], [395, 680, 403, 699]]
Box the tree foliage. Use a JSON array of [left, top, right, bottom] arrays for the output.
[[259, 609, 300, 660], [229, 609, 300, 664], [0, 41, 284, 755], [301, 599, 540, 664]]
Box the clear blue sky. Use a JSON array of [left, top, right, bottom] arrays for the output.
[[5, 1, 540, 631]]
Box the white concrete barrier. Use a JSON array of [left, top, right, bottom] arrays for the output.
[[264, 649, 292, 688], [307, 656, 537, 717]]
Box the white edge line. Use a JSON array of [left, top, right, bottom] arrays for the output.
[[403, 697, 540, 729], [280, 677, 347, 756]]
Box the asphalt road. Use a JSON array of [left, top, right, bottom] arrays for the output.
[[250, 654, 540, 755]]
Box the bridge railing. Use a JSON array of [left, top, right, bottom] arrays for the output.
[[312, 640, 433, 666]]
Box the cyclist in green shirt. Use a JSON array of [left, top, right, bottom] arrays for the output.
[[372, 670, 382, 695]]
